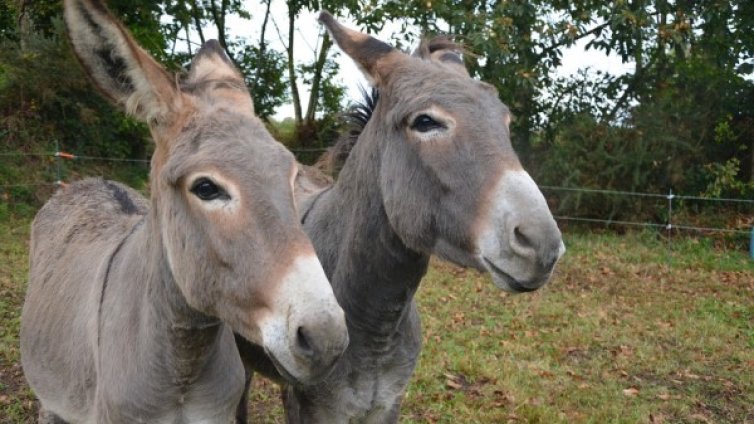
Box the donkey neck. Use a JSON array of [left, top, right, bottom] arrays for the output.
[[143, 214, 220, 329], [306, 150, 429, 342], [103, 213, 226, 387]]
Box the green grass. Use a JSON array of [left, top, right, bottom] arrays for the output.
[[1, 220, 753, 423], [0, 217, 35, 423], [402, 232, 754, 423]]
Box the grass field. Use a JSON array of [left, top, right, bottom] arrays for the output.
[[1, 215, 753, 423]]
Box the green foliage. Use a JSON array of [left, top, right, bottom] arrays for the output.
[[536, 4, 754, 218], [298, 56, 346, 144], [1, 0, 753, 220], [0, 2, 17, 40], [0, 29, 150, 158], [536, 76, 752, 220], [702, 158, 754, 199], [238, 44, 289, 120], [0, 16, 152, 211], [537, 114, 672, 220]]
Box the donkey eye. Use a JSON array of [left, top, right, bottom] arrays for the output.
[[190, 178, 227, 201], [410, 114, 446, 133]]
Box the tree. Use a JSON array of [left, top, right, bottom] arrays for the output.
[[356, 0, 617, 164], [275, 0, 354, 146]]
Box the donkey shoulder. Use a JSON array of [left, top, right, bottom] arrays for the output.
[[294, 164, 332, 210], [33, 178, 148, 247]]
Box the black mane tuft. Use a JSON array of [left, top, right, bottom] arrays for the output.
[[321, 86, 379, 176], [343, 85, 379, 134]]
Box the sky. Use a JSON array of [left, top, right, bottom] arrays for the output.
[[204, 2, 636, 120]]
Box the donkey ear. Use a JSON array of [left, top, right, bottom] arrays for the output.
[[187, 40, 244, 84], [414, 37, 469, 78], [318, 11, 402, 85], [64, 0, 178, 124]]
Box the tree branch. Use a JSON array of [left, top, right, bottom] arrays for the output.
[[537, 21, 611, 60], [207, 0, 239, 67], [188, 0, 206, 44], [606, 53, 658, 121], [287, 3, 302, 123], [305, 32, 332, 123]]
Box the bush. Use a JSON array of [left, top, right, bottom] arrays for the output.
[[536, 58, 754, 223]]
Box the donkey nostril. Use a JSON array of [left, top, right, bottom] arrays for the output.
[[296, 327, 315, 358], [513, 227, 532, 249]]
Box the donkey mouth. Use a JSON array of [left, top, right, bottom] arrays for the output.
[[482, 257, 538, 293], [264, 349, 304, 387]]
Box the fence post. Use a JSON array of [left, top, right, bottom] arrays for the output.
[[666, 188, 674, 266], [750, 227, 754, 260], [54, 140, 62, 187]]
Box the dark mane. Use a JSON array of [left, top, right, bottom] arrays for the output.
[[317, 86, 379, 176], [345, 85, 380, 132]]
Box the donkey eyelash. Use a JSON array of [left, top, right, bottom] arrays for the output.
[[407, 109, 456, 141], [410, 114, 447, 133], [190, 177, 230, 202], [185, 172, 243, 213]]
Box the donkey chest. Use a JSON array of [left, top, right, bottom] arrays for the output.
[[333, 307, 422, 420], [152, 400, 236, 424], [333, 356, 417, 421], [96, 343, 244, 424], [105, 383, 241, 424]]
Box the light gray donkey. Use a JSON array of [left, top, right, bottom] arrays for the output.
[[235, 12, 565, 424], [20, 1, 349, 423]]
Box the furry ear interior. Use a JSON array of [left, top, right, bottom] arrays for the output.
[[64, 0, 178, 124], [185, 40, 255, 113], [318, 10, 402, 85], [186, 40, 244, 84], [414, 37, 469, 78]]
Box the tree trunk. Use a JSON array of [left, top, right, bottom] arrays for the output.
[[208, 0, 239, 67], [17, 0, 31, 51], [304, 33, 332, 124], [259, 0, 272, 56], [184, 24, 193, 56], [189, 0, 206, 44], [287, 4, 303, 126], [256, 0, 272, 83]]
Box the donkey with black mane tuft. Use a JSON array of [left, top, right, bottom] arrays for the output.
[[20, 1, 349, 423], [236, 12, 565, 424]]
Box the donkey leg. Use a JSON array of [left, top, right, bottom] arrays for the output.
[[364, 401, 401, 424], [234, 368, 253, 424], [38, 407, 68, 424], [282, 384, 301, 424], [381, 403, 402, 424]]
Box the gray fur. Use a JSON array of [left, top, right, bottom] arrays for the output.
[[21, 2, 347, 423], [236, 12, 564, 423]]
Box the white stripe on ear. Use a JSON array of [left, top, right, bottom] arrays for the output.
[[64, 0, 178, 124]]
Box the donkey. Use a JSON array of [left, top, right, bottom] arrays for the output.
[[234, 12, 565, 423], [20, 1, 349, 423]]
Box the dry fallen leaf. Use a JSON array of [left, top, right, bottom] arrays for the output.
[[649, 413, 666, 423], [444, 373, 466, 391], [446, 379, 462, 390], [622, 387, 640, 397], [689, 413, 712, 423]]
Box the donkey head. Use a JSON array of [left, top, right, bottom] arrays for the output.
[[320, 12, 564, 293], [65, 0, 348, 384]]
